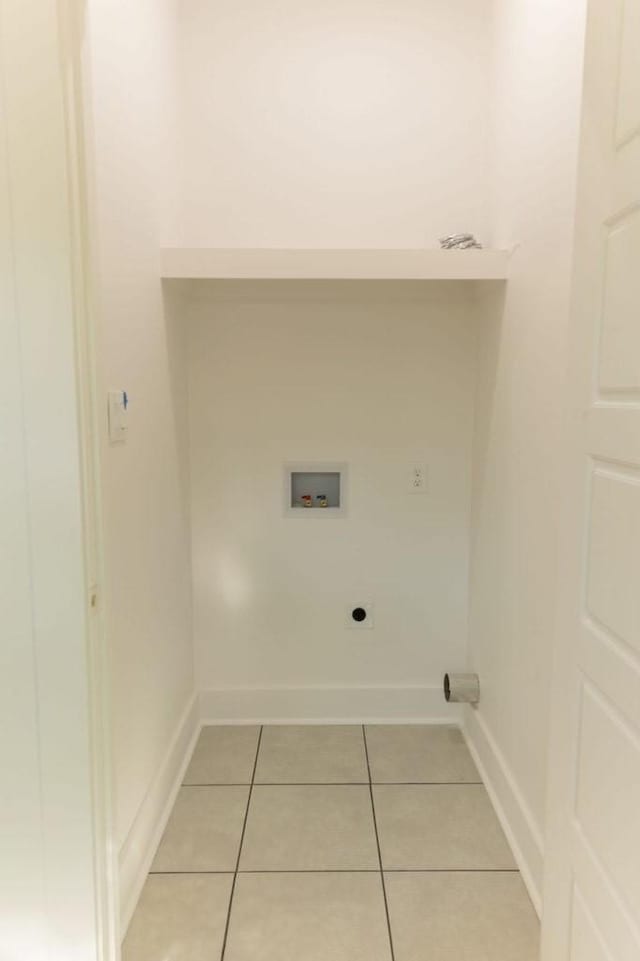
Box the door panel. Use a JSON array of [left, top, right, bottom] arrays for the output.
[[575, 683, 640, 916], [598, 211, 640, 392], [586, 467, 640, 652], [615, 0, 640, 145]]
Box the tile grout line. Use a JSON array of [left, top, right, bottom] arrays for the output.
[[181, 780, 484, 787], [149, 867, 520, 876], [219, 725, 263, 961], [362, 725, 396, 961]]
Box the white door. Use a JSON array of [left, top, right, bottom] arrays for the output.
[[542, 0, 640, 958]]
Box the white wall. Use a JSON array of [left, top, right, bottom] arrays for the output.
[[85, 0, 195, 922], [173, 0, 492, 248], [466, 0, 586, 911], [188, 281, 478, 720]]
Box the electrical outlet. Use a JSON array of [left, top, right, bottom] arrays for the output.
[[408, 464, 427, 494]]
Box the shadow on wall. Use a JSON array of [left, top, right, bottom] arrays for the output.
[[162, 280, 193, 522]]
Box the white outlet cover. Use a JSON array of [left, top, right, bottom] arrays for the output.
[[346, 602, 374, 629]]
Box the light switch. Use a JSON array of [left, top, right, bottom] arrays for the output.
[[108, 390, 128, 444]]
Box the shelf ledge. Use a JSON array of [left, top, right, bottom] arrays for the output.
[[160, 248, 510, 282]]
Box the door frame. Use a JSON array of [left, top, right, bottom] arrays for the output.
[[59, 0, 120, 956], [0, 0, 117, 957]]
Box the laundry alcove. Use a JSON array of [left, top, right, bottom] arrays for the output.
[[83, 0, 587, 949]]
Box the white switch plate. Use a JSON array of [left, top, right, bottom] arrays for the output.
[[108, 390, 128, 444], [408, 464, 427, 494]]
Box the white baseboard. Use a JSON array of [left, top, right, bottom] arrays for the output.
[[118, 693, 200, 937], [199, 684, 462, 724], [463, 706, 544, 917]]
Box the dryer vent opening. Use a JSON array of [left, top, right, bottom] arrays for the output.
[[444, 673, 480, 705]]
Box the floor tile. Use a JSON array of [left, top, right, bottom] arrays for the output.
[[225, 872, 392, 961], [374, 785, 516, 869], [151, 786, 248, 873], [122, 873, 232, 961], [385, 871, 539, 961], [365, 724, 480, 783], [239, 785, 379, 870], [183, 725, 260, 784], [255, 724, 368, 783]]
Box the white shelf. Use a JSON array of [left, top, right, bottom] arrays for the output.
[[160, 247, 510, 281]]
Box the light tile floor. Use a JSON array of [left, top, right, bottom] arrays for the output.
[[124, 725, 540, 961]]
